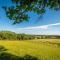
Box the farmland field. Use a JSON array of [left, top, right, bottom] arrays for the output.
[[0, 39, 60, 60]]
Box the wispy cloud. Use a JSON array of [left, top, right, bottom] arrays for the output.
[[18, 23, 60, 30]]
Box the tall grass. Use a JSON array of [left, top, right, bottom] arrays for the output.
[[0, 39, 60, 60]]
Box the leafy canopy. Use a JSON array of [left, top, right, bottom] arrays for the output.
[[3, 0, 60, 24]]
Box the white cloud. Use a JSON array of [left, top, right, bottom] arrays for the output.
[[18, 23, 60, 30]]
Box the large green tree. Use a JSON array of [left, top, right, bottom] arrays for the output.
[[3, 0, 60, 24]]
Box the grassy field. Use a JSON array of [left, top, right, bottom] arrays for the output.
[[0, 39, 60, 60]]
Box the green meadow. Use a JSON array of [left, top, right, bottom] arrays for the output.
[[0, 39, 60, 60]]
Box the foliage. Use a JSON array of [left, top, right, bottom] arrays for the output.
[[0, 31, 35, 40], [0, 31, 60, 40], [3, 0, 60, 24], [0, 31, 17, 40]]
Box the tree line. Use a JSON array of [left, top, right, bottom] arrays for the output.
[[0, 31, 60, 40], [0, 31, 35, 40], [35, 35, 60, 39]]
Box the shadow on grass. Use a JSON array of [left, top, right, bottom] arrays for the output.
[[0, 46, 39, 60]]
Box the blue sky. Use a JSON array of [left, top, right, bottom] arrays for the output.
[[0, 0, 60, 35]]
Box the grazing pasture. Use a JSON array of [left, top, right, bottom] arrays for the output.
[[0, 39, 60, 60]]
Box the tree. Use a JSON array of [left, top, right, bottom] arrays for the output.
[[3, 0, 60, 24]]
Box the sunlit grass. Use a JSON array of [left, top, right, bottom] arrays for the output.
[[0, 39, 60, 60]]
